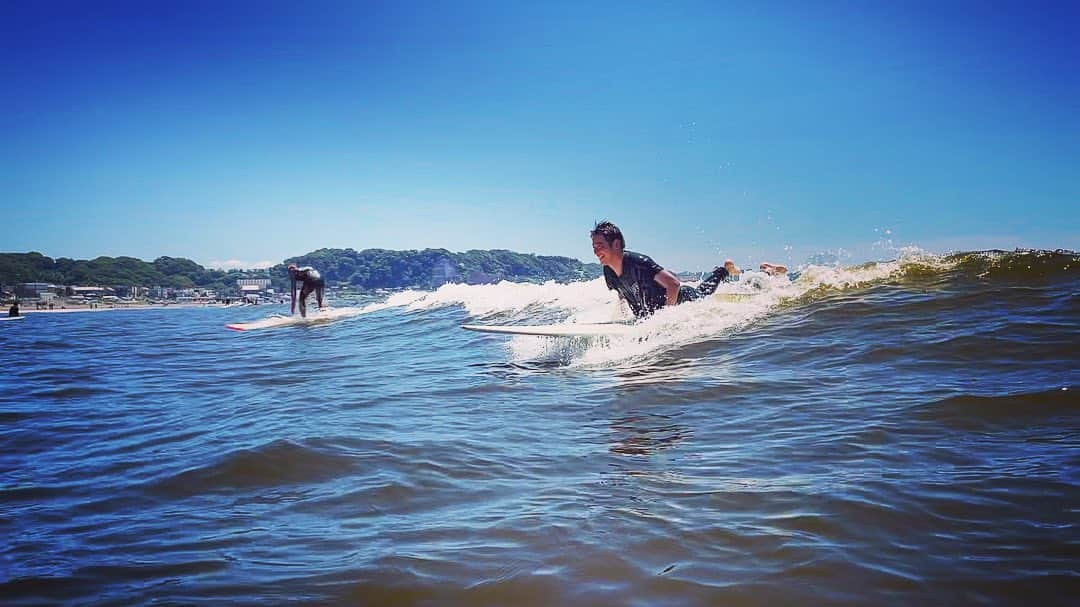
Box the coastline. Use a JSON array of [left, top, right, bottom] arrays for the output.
[[14, 302, 280, 314]]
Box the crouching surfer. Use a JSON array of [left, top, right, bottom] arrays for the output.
[[288, 264, 325, 318]]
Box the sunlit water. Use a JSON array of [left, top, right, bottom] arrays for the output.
[[2, 250, 1077, 605]]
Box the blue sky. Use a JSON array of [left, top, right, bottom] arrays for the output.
[[4, 1, 1077, 271]]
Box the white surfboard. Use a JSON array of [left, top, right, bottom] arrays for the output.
[[462, 322, 635, 337], [226, 308, 356, 331], [714, 292, 758, 302], [1, 315, 26, 322]]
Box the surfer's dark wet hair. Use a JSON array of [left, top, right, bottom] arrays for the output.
[[591, 221, 624, 248]]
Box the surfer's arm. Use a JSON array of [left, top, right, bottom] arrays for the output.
[[654, 269, 682, 306], [290, 277, 297, 314]]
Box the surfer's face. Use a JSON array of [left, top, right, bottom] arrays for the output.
[[592, 235, 621, 266]]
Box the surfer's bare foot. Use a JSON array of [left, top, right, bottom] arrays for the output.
[[760, 262, 788, 276]]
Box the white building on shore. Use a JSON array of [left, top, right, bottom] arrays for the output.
[[236, 278, 273, 303]]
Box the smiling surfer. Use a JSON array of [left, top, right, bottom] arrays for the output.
[[288, 264, 325, 318], [590, 221, 736, 319], [587, 220, 800, 318]]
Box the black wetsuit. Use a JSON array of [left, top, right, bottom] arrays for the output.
[[290, 267, 325, 313], [603, 251, 729, 318], [8, 304, 19, 317]]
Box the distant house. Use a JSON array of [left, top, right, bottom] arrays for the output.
[[236, 278, 272, 303], [112, 286, 148, 299], [239, 284, 263, 303], [236, 278, 271, 291], [431, 258, 461, 287], [16, 282, 56, 299], [70, 286, 114, 299]]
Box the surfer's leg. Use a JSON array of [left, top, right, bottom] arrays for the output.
[[298, 284, 312, 318], [697, 266, 729, 296], [316, 281, 325, 309], [698, 260, 742, 296], [677, 285, 700, 304]]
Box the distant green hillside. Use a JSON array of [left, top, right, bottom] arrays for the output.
[[273, 248, 601, 291], [0, 252, 249, 294], [0, 249, 601, 293]]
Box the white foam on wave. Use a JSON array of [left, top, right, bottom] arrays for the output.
[[358, 279, 624, 320], [356, 254, 949, 367], [561, 260, 919, 367]]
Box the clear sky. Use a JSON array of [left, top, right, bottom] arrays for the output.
[[4, 1, 1078, 271]]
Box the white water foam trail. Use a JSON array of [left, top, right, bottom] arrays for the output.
[[355, 254, 944, 367], [357, 279, 625, 321]]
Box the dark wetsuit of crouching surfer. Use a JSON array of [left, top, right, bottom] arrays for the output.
[[288, 264, 325, 318], [590, 221, 734, 319]]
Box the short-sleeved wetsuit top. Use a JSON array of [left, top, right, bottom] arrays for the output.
[[603, 251, 668, 318], [292, 267, 323, 288]]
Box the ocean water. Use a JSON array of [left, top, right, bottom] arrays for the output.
[[1, 249, 1077, 606]]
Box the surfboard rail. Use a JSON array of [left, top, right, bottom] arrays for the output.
[[462, 322, 634, 337], [226, 308, 358, 331]]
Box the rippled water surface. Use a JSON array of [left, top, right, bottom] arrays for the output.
[[2, 250, 1078, 605]]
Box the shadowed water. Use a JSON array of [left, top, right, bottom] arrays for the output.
[[1, 250, 1077, 605]]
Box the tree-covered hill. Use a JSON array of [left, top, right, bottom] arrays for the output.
[[0, 252, 247, 293], [0, 249, 601, 293], [274, 248, 601, 290]]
